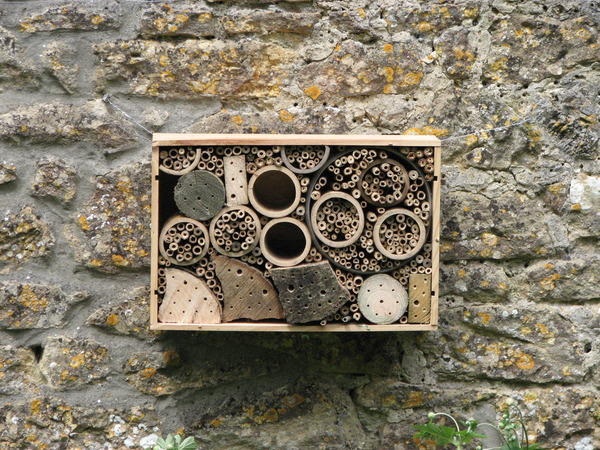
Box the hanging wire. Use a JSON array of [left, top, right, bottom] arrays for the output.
[[102, 94, 153, 138]]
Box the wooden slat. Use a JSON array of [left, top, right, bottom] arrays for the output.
[[150, 145, 159, 327], [150, 322, 437, 332], [408, 273, 431, 323], [430, 145, 442, 326], [152, 133, 441, 147]]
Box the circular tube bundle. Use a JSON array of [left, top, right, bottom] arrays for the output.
[[373, 208, 426, 260], [281, 145, 331, 175], [159, 215, 209, 266], [209, 205, 261, 257], [310, 191, 365, 248], [159, 147, 201, 175], [358, 158, 409, 207]]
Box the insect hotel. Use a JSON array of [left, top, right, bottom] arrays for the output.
[[151, 134, 441, 331]]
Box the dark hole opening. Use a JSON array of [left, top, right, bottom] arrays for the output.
[[253, 170, 296, 211], [264, 222, 306, 261], [30, 344, 44, 362]]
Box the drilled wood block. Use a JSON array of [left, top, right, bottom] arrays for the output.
[[174, 170, 225, 221], [408, 273, 431, 324], [224, 155, 248, 205], [213, 255, 284, 322], [158, 268, 221, 324], [271, 261, 351, 324], [358, 274, 408, 325]]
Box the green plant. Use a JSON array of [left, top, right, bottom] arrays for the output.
[[153, 434, 197, 450], [413, 399, 543, 450], [414, 413, 486, 449]]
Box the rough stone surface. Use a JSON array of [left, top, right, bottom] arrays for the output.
[[0, 280, 87, 329], [0, 162, 16, 184], [0, 100, 138, 152], [18, 1, 121, 33], [41, 41, 80, 94], [66, 162, 151, 273], [0, 0, 598, 447], [86, 286, 160, 341], [0, 206, 54, 272], [39, 336, 110, 390], [31, 156, 77, 204]]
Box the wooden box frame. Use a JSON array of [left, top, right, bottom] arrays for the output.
[[151, 134, 441, 332]]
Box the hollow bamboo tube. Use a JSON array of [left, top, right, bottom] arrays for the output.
[[260, 217, 311, 267], [248, 165, 301, 218]]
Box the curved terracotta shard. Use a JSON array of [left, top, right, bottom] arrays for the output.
[[213, 255, 283, 322], [271, 261, 350, 324], [158, 268, 221, 324]]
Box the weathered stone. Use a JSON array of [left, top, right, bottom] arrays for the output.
[[41, 41, 79, 94], [0, 281, 87, 329], [515, 255, 600, 303], [0, 206, 54, 272], [0, 26, 39, 90], [384, 2, 481, 38], [18, 1, 121, 33], [0, 345, 40, 395], [0, 161, 16, 184], [441, 191, 568, 260], [39, 336, 110, 390], [177, 378, 370, 448], [441, 262, 511, 302], [0, 100, 138, 151], [87, 286, 159, 341], [299, 39, 427, 100], [31, 156, 77, 205], [138, 3, 221, 38], [0, 397, 160, 449], [483, 15, 599, 86], [188, 106, 349, 134], [94, 39, 295, 99], [434, 28, 478, 81], [221, 10, 319, 35], [418, 304, 595, 383], [66, 162, 150, 273], [569, 172, 600, 211]]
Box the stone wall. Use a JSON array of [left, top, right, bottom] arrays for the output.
[[0, 0, 598, 448]]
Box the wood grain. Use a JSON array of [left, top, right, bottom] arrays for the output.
[[357, 274, 407, 325], [174, 170, 225, 221], [224, 155, 248, 205], [271, 261, 350, 324], [407, 273, 431, 324], [213, 255, 284, 322], [158, 268, 221, 324]]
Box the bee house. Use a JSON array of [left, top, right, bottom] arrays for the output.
[[151, 134, 441, 331]]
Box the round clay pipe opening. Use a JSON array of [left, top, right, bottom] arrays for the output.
[[260, 218, 311, 267], [248, 165, 301, 218]]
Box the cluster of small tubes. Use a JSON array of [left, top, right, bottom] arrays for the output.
[[159, 147, 197, 172], [317, 270, 364, 325], [361, 161, 407, 205], [315, 198, 361, 243], [237, 146, 283, 174], [196, 148, 224, 177], [285, 147, 326, 171], [391, 243, 433, 285], [162, 220, 207, 264], [378, 214, 421, 257], [213, 208, 258, 255], [399, 147, 435, 181], [194, 253, 224, 301]]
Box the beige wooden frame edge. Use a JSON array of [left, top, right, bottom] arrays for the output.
[[151, 134, 441, 332]]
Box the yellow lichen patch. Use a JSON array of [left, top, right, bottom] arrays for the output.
[[562, 366, 572, 376], [480, 280, 490, 288], [398, 71, 424, 88], [515, 352, 535, 370], [111, 254, 129, 266], [153, 18, 167, 31], [89, 259, 103, 267], [479, 247, 493, 258], [69, 353, 85, 369], [465, 134, 478, 146], [90, 15, 105, 25], [539, 273, 560, 290], [383, 43, 394, 53], [383, 84, 394, 94], [402, 391, 424, 408], [158, 55, 170, 67], [209, 418, 222, 427], [402, 126, 448, 137], [175, 14, 189, 24], [19, 22, 36, 33], [457, 269, 466, 278], [231, 115, 243, 125], [304, 85, 322, 100], [106, 314, 120, 327], [477, 312, 491, 325], [463, 8, 479, 18], [534, 323, 553, 337], [383, 66, 394, 82], [357, 8, 367, 19], [481, 232, 499, 246], [198, 13, 212, 23], [30, 399, 42, 415], [417, 22, 433, 33], [497, 282, 508, 290], [440, 242, 454, 253], [278, 110, 295, 122], [453, 48, 476, 61], [15, 285, 48, 312], [544, 263, 555, 270], [571, 203, 582, 211], [140, 367, 157, 378]]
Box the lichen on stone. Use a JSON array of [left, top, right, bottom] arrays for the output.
[[31, 156, 77, 205]]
